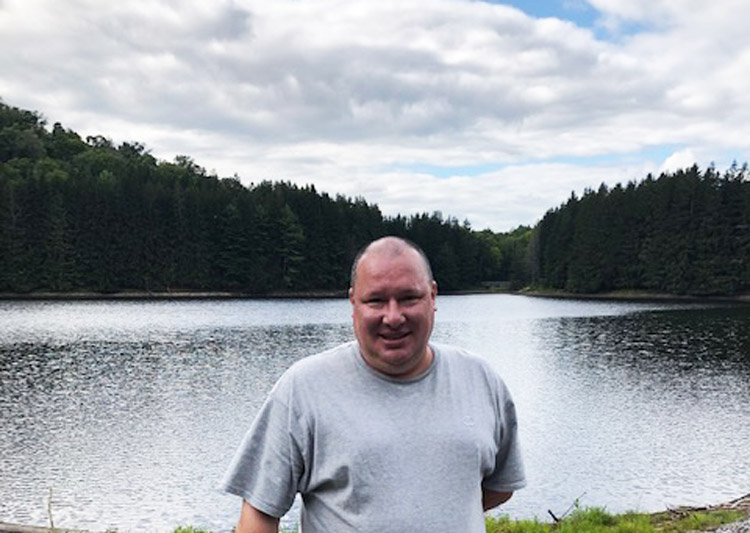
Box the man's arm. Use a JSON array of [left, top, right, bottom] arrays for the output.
[[235, 499, 280, 533], [482, 489, 513, 511]]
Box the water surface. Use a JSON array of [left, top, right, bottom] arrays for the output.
[[1, 296, 748, 531]]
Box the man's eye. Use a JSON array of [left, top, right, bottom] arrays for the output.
[[366, 298, 385, 306]]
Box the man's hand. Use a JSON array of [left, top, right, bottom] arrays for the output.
[[482, 489, 513, 511], [235, 500, 280, 533]]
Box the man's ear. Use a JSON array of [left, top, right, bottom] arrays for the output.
[[348, 287, 355, 304]]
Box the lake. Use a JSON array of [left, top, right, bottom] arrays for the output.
[[1, 295, 749, 532]]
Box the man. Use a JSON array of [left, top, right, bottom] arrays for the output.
[[222, 236, 525, 532]]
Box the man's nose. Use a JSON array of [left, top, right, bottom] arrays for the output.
[[382, 299, 405, 326]]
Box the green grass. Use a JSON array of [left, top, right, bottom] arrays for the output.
[[485, 506, 745, 533]]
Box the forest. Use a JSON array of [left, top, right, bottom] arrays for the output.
[[533, 163, 750, 295], [1, 100, 748, 297]]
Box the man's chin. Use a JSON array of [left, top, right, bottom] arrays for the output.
[[377, 344, 423, 368]]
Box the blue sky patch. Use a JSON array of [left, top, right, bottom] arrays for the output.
[[481, 0, 647, 40], [501, 0, 597, 27], [387, 162, 504, 178], [390, 145, 689, 179], [542, 145, 684, 168]]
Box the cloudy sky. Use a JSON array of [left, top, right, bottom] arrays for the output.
[[2, 0, 749, 231]]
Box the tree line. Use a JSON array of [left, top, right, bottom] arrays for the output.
[[1, 100, 747, 297], [0, 101, 511, 294], [532, 164, 750, 295]]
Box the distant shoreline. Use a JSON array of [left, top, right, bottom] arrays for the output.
[[1, 288, 749, 304], [0, 290, 348, 301], [518, 288, 750, 304]]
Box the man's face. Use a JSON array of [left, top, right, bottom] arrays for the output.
[[349, 246, 437, 379]]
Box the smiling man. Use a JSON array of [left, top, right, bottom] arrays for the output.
[[349, 237, 437, 379], [222, 236, 525, 532]]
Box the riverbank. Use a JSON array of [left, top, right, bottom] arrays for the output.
[[2, 494, 748, 533], [2, 288, 750, 303], [0, 524, 90, 533], [519, 288, 750, 304], [0, 289, 348, 301]]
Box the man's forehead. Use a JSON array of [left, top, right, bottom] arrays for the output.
[[356, 253, 432, 291], [358, 245, 425, 273], [351, 236, 434, 291]]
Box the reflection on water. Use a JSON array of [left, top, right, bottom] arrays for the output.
[[1, 296, 749, 531], [514, 307, 750, 517]]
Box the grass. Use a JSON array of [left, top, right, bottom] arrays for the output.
[[171, 506, 745, 533], [485, 506, 745, 533], [652, 509, 745, 532]]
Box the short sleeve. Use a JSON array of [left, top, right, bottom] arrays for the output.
[[220, 376, 305, 517], [482, 385, 526, 492]]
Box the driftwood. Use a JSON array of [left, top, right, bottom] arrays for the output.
[[662, 493, 750, 519]]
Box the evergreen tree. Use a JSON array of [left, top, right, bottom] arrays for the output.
[[1, 100, 747, 297]]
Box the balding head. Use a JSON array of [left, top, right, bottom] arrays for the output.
[[350, 237, 434, 290], [348, 236, 438, 379]]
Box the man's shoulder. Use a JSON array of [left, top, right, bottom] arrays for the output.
[[432, 342, 492, 369], [286, 341, 357, 380], [432, 342, 508, 388], [269, 342, 356, 401]]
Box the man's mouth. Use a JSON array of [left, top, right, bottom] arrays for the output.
[[379, 331, 410, 341]]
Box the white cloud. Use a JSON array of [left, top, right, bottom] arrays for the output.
[[660, 149, 698, 174], [1, 0, 748, 231]]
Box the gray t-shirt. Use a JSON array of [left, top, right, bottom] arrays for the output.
[[221, 341, 525, 532]]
